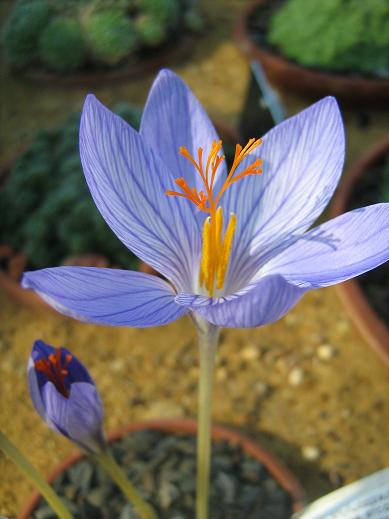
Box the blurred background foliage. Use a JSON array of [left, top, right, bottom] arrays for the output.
[[268, 0, 389, 76], [3, 0, 204, 73], [0, 104, 142, 268]]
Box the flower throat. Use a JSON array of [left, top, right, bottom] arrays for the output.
[[35, 348, 72, 398], [166, 138, 262, 297]]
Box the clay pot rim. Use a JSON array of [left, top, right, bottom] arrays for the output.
[[17, 418, 306, 519], [13, 34, 194, 87], [329, 136, 389, 367], [234, 0, 389, 104]]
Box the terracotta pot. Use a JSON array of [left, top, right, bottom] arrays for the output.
[[17, 419, 306, 519], [14, 35, 193, 87], [330, 136, 389, 366], [234, 0, 389, 107]]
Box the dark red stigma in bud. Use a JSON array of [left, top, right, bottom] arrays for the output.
[[34, 347, 72, 398]]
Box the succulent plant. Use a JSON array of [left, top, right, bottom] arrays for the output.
[[38, 17, 86, 72], [3, 0, 202, 74], [3, 1, 53, 67], [268, 0, 389, 76], [136, 0, 179, 29], [135, 14, 167, 47], [84, 9, 138, 65], [184, 9, 205, 33], [0, 105, 142, 269]]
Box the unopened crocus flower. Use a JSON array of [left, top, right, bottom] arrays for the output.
[[29, 340, 105, 453], [22, 69, 389, 328]]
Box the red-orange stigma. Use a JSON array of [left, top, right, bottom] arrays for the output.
[[34, 348, 72, 398]]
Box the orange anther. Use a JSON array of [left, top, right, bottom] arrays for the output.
[[166, 137, 263, 296]]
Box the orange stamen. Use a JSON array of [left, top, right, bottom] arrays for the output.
[[35, 348, 72, 398], [165, 138, 263, 296]]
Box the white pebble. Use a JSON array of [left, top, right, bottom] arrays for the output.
[[317, 344, 336, 360], [110, 359, 125, 372], [288, 367, 304, 386], [241, 345, 259, 361], [216, 367, 227, 381], [302, 445, 321, 461]]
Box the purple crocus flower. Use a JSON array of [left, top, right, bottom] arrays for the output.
[[22, 70, 389, 328], [29, 339, 105, 453]]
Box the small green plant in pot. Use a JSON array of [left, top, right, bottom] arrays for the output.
[[268, 0, 389, 77], [0, 103, 142, 270], [3, 0, 204, 75]]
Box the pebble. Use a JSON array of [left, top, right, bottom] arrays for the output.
[[241, 345, 259, 361], [142, 400, 184, 419], [110, 358, 126, 373], [216, 367, 227, 381], [40, 431, 293, 519], [288, 367, 304, 386], [317, 344, 336, 360], [301, 445, 321, 461]]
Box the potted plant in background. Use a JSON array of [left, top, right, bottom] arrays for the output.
[[330, 136, 389, 366], [235, 0, 389, 107], [3, 0, 204, 85]]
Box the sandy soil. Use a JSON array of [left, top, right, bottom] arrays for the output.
[[1, 0, 388, 517]]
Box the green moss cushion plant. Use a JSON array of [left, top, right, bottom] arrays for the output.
[[3, 0, 203, 75], [137, 0, 179, 26], [135, 14, 167, 47], [3, 0, 53, 68], [0, 104, 142, 269], [84, 9, 138, 66], [38, 17, 86, 73], [268, 0, 389, 76]]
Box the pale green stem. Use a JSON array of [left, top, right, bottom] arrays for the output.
[[0, 431, 74, 519], [94, 450, 157, 519], [194, 317, 220, 519]]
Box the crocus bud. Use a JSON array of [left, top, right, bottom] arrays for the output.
[[28, 339, 106, 454]]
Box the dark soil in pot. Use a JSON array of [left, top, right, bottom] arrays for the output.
[[344, 152, 389, 324], [30, 430, 293, 519]]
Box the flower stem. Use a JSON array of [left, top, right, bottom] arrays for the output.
[[195, 318, 220, 519], [94, 450, 157, 519], [0, 431, 74, 519]]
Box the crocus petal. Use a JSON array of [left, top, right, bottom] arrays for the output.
[[176, 275, 307, 328], [28, 354, 48, 424], [22, 267, 188, 327], [140, 69, 227, 194], [262, 203, 389, 288], [80, 94, 202, 290], [42, 381, 104, 453], [224, 97, 345, 292]]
